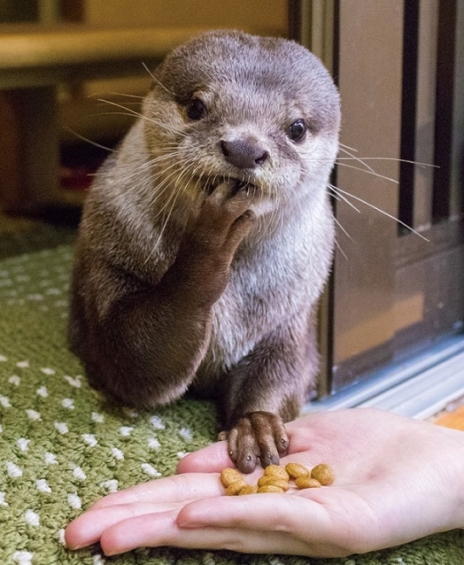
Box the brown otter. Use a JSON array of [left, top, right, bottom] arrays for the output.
[[68, 30, 340, 473]]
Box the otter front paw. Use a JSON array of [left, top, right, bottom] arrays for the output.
[[225, 411, 289, 473]]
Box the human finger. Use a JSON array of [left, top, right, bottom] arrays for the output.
[[177, 414, 334, 475], [176, 489, 383, 557], [176, 440, 233, 473], [97, 504, 318, 557], [177, 421, 317, 475], [90, 473, 223, 510], [177, 490, 328, 532], [65, 501, 178, 549]]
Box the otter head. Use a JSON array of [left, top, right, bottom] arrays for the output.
[[142, 30, 340, 218]]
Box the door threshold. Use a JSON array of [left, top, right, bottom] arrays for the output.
[[304, 334, 464, 419]]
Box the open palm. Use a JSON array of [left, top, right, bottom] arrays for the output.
[[65, 408, 464, 557]]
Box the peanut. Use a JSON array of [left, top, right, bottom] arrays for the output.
[[220, 462, 335, 496], [285, 462, 310, 479], [295, 476, 321, 489], [257, 485, 285, 494], [263, 464, 290, 481], [225, 480, 249, 496], [257, 476, 289, 491], [238, 484, 259, 495], [311, 463, 335, 486], [220, 467, 243, 488]]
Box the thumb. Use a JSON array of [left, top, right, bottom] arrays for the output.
[[176, 440, 233, 474]]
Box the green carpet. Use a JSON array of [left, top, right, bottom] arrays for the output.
[[1, 221, 463, 565]]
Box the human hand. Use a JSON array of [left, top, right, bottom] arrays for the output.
[[65, 408, 464, 557]]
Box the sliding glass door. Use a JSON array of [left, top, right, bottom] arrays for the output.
[[290, 0, 464, 397]]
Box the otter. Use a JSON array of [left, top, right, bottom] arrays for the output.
[[68, 30, 340, 473]]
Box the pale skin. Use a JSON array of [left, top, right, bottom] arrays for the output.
[[65, 408, 464, 558]]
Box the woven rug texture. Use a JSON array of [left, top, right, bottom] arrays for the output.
[[0, 222, 463, 565]]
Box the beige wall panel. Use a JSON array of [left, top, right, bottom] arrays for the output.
[[84, 0, 287, 35]]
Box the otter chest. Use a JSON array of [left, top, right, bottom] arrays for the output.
[[205, 237, 319, 372]]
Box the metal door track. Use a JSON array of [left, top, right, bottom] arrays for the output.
[[305, 334, 464, 419]]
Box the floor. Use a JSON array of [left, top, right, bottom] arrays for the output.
[[2, 211, 464, 434], [433, 395, 464, 431]]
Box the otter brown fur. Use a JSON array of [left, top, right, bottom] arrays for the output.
[[68, 30, 340, 473]]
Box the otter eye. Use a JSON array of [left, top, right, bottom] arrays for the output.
[[287, 119, 307, 142], [187, 98, 206, 120]]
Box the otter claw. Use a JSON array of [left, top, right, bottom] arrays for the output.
[[227, 411, 289, 473]]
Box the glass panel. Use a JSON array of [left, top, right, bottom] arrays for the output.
[[329, 0, 404, 391], [326, 0, 464, 396]]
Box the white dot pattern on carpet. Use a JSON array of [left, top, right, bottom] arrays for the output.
[[0, 343, 201, 564], [2, 237, 445, 564]]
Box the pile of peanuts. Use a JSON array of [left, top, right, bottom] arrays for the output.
[[220, 462, 335, 495]]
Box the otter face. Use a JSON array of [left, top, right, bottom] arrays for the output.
[[142, 31, 340, 217]]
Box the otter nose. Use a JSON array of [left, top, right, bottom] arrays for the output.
[[220, 139, 269, 169]]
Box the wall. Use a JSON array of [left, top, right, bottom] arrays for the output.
[[83, 0, 287, 34]]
